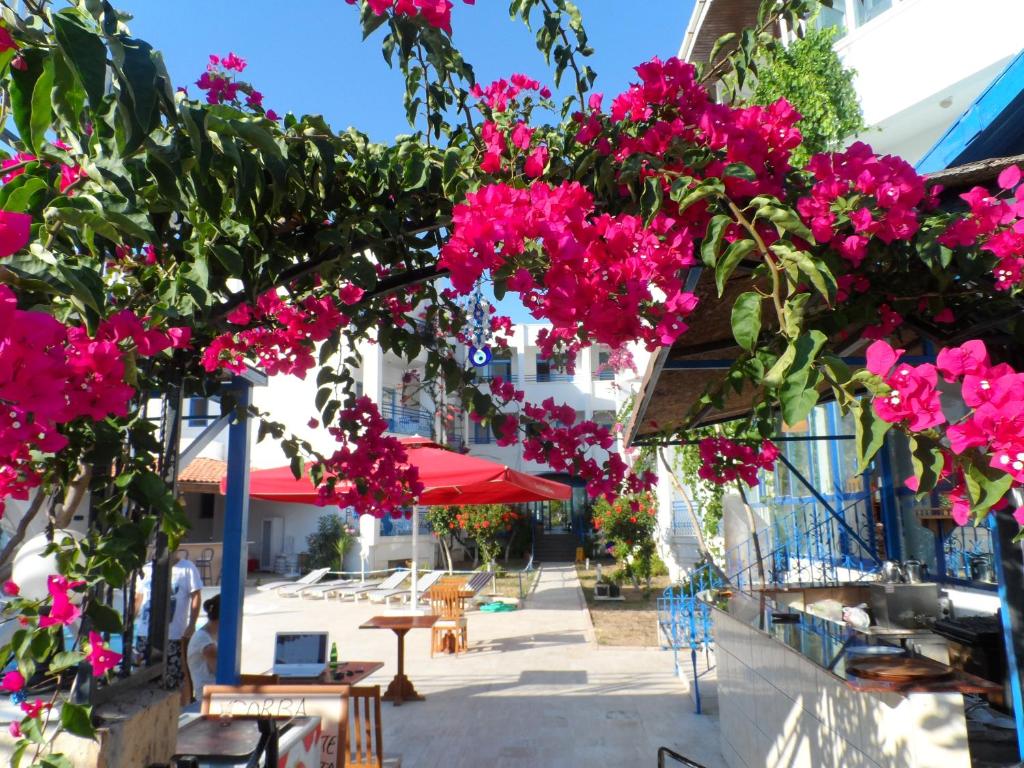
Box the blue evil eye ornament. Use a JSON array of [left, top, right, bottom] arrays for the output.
[[10, 690, 26, 706], [469, 346, 492, 367]]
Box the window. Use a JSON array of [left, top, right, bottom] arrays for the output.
[[486, 350, 513, 382], [187, 397, 208, 427], [199, 493, 215, 520], [853, 0, 891, 27], [472, 420, 491, 444], [535, 356, 552, 382], [593, 349, 614, 380]]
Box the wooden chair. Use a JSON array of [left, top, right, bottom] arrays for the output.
[[345, 685, 401, 767], [428, 584, 468, 656]]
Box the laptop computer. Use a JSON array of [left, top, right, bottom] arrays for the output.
[[271, 631, 328, 678]]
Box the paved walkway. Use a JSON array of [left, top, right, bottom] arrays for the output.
[[239, 564, 724, 767]]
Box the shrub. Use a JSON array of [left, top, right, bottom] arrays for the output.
[[306, 513, 357, 570]]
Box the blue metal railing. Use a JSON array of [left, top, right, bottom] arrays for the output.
[[669, 501, 698, 536], [522, 373, 574, 383], [592, 370, 615, 381], [380, 402, 432, 436]]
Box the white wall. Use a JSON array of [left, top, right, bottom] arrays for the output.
[[833, 0, 1024, 161]]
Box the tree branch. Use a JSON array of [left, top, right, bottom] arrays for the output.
[[0, 491, 49, 575]]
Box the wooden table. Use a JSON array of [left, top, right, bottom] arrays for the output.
[[359, 615, 438, 705], [258, 661, 384, 686]]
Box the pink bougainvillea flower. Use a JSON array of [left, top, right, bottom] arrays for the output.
[[85, 631, 122, 677], [338, 283, 365, 305], [59, 164, 87, 194], [0, 27, 18, 53], [2, 579, 18, 596], [865, 340, 945, 431], [936, 340, 990, 383], [523, 145, 548, 178], [168, 327, 192, 349], [38, 575, 84, 628], [20, 699, 50, 718], [1, 152, 36, 183], [510, 122, 534, 151], [0, 210, 32, 258], [8, 721, 20, 738], [1, 670, 24, 692]]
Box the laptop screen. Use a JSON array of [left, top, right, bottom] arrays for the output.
[[274, 633, 328, 665]]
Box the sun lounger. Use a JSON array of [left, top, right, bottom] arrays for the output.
[[367, 570, 443, 605], [334, 570, 408, 602], [464, 570, 495, 595], [280, 577, 355, 598], [256, 567, 331, 593]]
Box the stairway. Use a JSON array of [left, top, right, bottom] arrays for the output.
[[532, 532, 578, 562]]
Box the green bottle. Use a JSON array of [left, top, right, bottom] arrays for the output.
[[329, 641, 338, 673]]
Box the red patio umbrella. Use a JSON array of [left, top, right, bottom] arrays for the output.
[[221, 435, 573, 607], [222, 435, 573, 506]]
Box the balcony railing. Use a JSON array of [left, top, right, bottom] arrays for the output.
[[379, 515, 433, 537], [670, 501, 698, 536], [523, 372, 574, 383], [592, 370, 615, 381], [380, 402, 432, 436]]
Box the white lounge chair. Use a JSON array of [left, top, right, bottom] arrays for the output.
[[333, 570, 408, 602], [367, 570, 443, 606], [280, 576, 355, 598], [256, 567, 331, 593], [294, 577, 366, 599]]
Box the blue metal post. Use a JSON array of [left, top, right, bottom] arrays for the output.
[[216, 376, 253, 685], [875, 437, 902, 562], [992, 511, 1024, 759]]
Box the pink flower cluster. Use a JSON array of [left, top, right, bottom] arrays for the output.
[[440, 181, 700, 352], [85, 631, 122, 677], [519, 397, 653, 499], [345, 0, 474, 35], [0, 288, 187, 514], [939, 165, 1024, 290], [316, 396, 424, 516], [471, 73, 550, 113], [478, 120, 548, 178], [697, 437, 779, 487], [193, 52, 278, 119], [865, 340, 945, 431], [203, 290, 349, 378], [1, 147, 87, 199], [798, 142, 932, 266]]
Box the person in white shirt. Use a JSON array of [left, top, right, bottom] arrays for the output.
[[187, 594, 219, 704], [134, 553, 204, 704]]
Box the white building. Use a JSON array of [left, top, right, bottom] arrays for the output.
[[680, 0, 1024, 163], [173, 322, 651, 577]]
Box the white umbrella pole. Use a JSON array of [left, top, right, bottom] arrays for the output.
[[410, 506, 419, 609]]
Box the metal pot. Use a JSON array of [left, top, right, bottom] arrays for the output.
[[970, 554, 995, 584], [881, 560, 904, 583], [903, 559, 928, 583]]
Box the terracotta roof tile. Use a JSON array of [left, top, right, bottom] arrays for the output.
[[178, 458, 227, 486]]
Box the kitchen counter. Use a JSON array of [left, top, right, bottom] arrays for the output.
[[702, 588, 976, 768]]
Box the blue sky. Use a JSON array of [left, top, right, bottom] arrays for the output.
[[118, 0, 695, 319]]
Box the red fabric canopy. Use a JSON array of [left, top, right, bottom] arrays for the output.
[[220, 436, 572, 506]]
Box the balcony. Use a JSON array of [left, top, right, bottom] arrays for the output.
[[523, 372, 574, 383], [380, 402, 432, 436], [670, 501, 698, 537]]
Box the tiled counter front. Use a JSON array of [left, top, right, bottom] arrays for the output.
[[713, 609, 970, 768]]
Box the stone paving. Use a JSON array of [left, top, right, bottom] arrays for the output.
[[238, 564, 725, 768]]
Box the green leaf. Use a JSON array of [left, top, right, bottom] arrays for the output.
[[755, 203, 813, 242], [779, 330, 826, 425], [49, 650, 86, 674], [52, 10, 109, 111], [700, 214, 732, 268], [86, 602, 122, 633], [763, 342, 796, 389], [853, 401, 890, 472], [730, 292, 762, 352], [964, 462, 1015, 519], [909, 435, 944, 495], [29, 57, 56, 156], [60, 703, 96, 740], [715, 238, 756, 295], [639, 177, 663, 225]]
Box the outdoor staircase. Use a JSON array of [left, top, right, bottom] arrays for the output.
[[657, 497, 883, 710], [532, 532, 578, 562]]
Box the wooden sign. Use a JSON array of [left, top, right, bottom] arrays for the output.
[[202, 684, 349, 768]]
